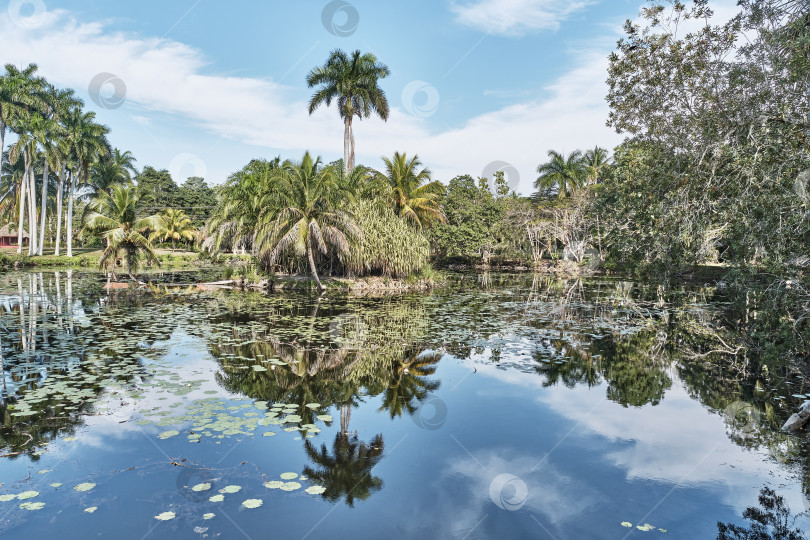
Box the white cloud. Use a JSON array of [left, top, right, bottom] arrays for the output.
[[0, 8, 622, 194], [450, 0, 593, 36]]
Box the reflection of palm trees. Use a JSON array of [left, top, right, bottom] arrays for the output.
[[379, 349, 441, 419], [303, 432, 384, 507]]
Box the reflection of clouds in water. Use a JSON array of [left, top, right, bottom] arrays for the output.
[[470, 358, 807, 515], [435, 451, 597, 538], [81, 330, 223, 447]]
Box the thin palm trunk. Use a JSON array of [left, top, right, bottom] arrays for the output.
[[306, 235, 325, 291], [38, 160, 48, 255], [54, 164, 64, 255], [0, 126, 4, 190], [66, 174, 75, 257], [28, 165, 36, 256], [343, 118, 352, 176], [16, 163, 27, 254]]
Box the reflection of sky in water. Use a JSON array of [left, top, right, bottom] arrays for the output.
[[0, 272, 807, 539]]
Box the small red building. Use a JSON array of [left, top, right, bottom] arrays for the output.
[[0, 225, 29, 247]]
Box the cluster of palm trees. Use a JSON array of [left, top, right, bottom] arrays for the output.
[[204, 150, 445, 289], [0, 63, 117, 257], [535, 147, 611, 199]]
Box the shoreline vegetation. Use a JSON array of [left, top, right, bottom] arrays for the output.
[[0, 3, 807, 394]]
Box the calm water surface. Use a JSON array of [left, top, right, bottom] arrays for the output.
[[0, 271, 808, 539]]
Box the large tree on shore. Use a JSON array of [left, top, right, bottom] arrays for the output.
[[63, 109, 109, 257], [256, 152, 360, 291], [83, 184, 160, 280], [306, 49, 390, 176]]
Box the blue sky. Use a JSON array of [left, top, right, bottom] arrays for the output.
[[0, 0, 738, 193]]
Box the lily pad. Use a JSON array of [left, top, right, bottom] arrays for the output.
[[305, 486, 326, 495], [203, 513, 215, 520], [191, 483, 211, 492], [20, 501, 45, 511], [209, 494, 224, 502], [219, 485, 241, 494], [242, 499, 263, 509], [264, 481, 284, 489], [17, 491, 39, 500], [84, 506, 98, 513], [74, 483, 96, 492], [280, 472, 298, 480], [155, 511, 175, 521], [158, 430, 179, 439]]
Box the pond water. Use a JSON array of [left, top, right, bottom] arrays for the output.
[[0, 271, 808, 539]]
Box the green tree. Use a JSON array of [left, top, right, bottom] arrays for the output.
[[306, 49, 391, 176], [375, 152, 445, 229], [134, 166, 177, 212], [535, 149, 585, 199], [203, 158, 280, 255], [83, 184, 160, 280], [150, 208, 196, 251], [582, 146, 611, 185], [255, 152, 360, 290], [63, 108, 110, 257]]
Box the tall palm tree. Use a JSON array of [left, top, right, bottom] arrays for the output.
[[306, 49, 391, 176], [150, 208, 196, 251], [82, 184, 160, 280], [63, 109, 110, 257], [535, 149, 586, 199], [49, 88, 84, 256], [31, 112, 64, 255], [582, 146, 611, 185], [0, 64, 46, 199], [8, 118, 39, 254], [375, 152, 445, 229], [256, 152, 361, 291], [378, 349, 441, 419]]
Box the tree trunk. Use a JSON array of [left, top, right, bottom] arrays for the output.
[[16, 163, 27, 254], [0, 125, 5, 193], [38, 159, 48, 255], [66, 174, 75, 257], [54, 164, 65, 255], [343, 117, 352, 176], [349, 120, 356, 173], [28, 166, 36, 256], [306, 235, 325, 291]]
